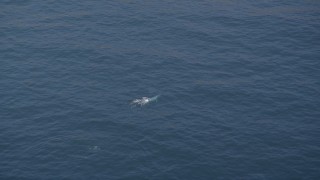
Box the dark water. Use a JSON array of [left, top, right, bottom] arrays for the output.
[[1, 0, 320, 179]]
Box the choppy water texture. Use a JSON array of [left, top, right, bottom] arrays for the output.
[[1, 0, 320, 179]]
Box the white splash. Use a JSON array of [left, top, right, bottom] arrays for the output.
[[130, 95, 160, 107]]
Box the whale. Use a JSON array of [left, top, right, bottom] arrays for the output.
[[148, 95, 160, 102], [131, 95, 160, 106]]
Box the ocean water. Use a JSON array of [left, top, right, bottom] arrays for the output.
[[1, 0, 320, 179]]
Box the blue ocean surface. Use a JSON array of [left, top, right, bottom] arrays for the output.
[[1, 0, 320, 179]]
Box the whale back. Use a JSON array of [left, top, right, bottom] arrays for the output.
[[149, 95, 160, 102]]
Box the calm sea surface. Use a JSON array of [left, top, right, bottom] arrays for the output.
[[1, 0, 320, 179]]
